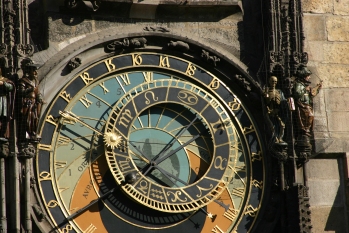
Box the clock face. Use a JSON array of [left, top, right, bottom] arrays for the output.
[[36, 52, 265, 233]]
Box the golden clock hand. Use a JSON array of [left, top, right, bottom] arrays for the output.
[[59, 110, 103, 136], [155, 132, 203, 165], [152, 115, 199, 162], [64, 187, 117, 222], [128, 141, 151, 163]]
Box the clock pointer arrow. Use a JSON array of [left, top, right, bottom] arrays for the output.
[[59, 111, 103, 136]]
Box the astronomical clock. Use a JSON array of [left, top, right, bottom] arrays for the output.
[[35, 44, 267, 232]]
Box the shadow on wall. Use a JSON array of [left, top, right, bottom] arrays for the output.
[[324, 157, 349, 233]]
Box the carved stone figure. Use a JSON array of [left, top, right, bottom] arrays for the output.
[[17, 63, 43, 141], [106, 38, 147, 52], [293, 67, 322, 142], [167, 41, 189, 51], [265, 76, 287, 145], [0, 68, 14, 142], [201, 50, 220, 66]]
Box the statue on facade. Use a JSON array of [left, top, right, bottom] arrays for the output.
[[17, 63, 43, 142], [293, 66, 322, 155], [0, 68, 15, 143], [265, 76, 288, 146]]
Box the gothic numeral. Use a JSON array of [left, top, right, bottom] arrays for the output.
[[223, 207, 238, 221], [116, 73, 131, 86], [132, 54, 143, 66], [57, 135, 71, 147], [83, 224, 97, 233], [142, 72, 153, 83], [99, 82, 110, 94], [39, 171, 52, 181], [212, 225, 225, 233], [104, 59, 116, 72], [231, 187, 245, 198], [185, 62, 196, 76], [79, 72, 93, 85], [79, 94, 93, 108], [38, 144, 51, 151], [159, 55, 170, 67], [228, 99, 241, 111], [208, 78, 220, 90], [46, 115, 59, 126], [60, 91, 72, 103], [55, 161, 67, 169], [47, 200, 59, 208]]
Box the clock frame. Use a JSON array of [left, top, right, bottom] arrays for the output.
[[35, 51, 266, 233]]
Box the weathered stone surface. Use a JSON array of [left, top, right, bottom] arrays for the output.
[[311, 206, 348, 233], [308, 180, 342, 206], [314, 137, 344, 154], [325, 88, 349, 111], [314, 116, 328, 132], [323, 43, 349, 64], [327, 112, 349, 132], [303, 15, 326, 41], [313, 88, 326, 115], [304, 41, 324, 61], [324, 42, 349, 64], [48, 15, 93, 42], [317, 63, 349, 88], [334, 0, 349, 16], [302, 0, 333, 14], [307, 159, 340, 179], [326, 16, 349, 41]]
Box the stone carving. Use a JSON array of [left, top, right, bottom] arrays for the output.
[[17, 62, 44, 142], [293, 66, 322, 158], [143, 26, 170, 33], [0, 68, 15, 143], [68, 57, 82, 71], [265, 76, 287, 146], [234, 74, 251, 92], [106, 38, 147, 52], [15, 44, 35, 57], [0, 44, 7, 55], [82, 0, 101, 11], [167, 41, 189, 52], [201, 50, 220, 67]]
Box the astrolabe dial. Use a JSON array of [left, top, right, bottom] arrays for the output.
[[105, 79, 237, 213], [36, 52, 265, 233]]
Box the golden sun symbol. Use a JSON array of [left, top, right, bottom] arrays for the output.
[[104, 132, 123, 149]]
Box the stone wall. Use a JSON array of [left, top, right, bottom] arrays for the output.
[[303, 0, 349, 232]]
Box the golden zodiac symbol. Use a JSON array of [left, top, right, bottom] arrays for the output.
[[214, 156, 227, 170], [245, 205, 258, 217], [144, 91, 159, 104], [138, 180, 149, 194], [196, 183, 213, 197], [177, 90, 198, 105], [167, 191, 188, 202]]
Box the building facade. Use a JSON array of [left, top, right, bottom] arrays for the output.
[[0, 0, 348, 232]]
